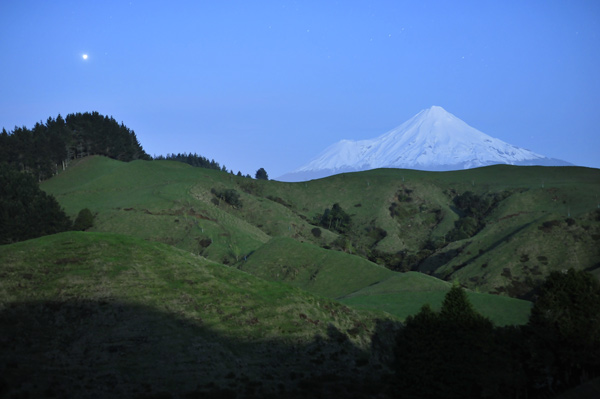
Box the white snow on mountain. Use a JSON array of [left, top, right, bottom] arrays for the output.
[[278, 106, 572, 182]]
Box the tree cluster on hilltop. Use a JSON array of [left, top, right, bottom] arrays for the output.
[[0, 111, 150, 181], [155, 152, 222, 171], [155, 153, 254, 178]]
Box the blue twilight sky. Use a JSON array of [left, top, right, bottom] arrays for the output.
[[1, 1, 599, 177]]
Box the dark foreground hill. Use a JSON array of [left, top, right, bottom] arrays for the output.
[[0, 232, 398, 398]]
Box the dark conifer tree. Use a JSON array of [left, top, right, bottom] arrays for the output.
[[255, 167, 268, 180], [393, 285, 520, 398], [525, 269, 600, 394], [0, 164, 72, 244]]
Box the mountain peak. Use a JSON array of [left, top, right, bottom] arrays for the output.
[[425, 105, 448, 114], [278, 107, 573, 181], [419, 105, 454, 120]]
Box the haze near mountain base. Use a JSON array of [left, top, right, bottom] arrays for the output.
[[278, 106, 572, 182]]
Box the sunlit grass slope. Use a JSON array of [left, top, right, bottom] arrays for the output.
[[241, 237, 531, 326], [0, 231, 381, 342], [0, 231, 394, 397]]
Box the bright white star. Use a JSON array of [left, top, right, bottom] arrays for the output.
[[82, 54, 88, 60]]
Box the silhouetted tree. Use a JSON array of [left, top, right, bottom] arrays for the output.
[[525, 268, 600, 394], [255, 168, 268, 180], [394, 285, 520, 398], [0, 164, 72, 244]]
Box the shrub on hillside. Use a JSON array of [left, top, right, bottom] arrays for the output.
[[72, 208, 94, 231], [366, 226, 387, 245], [316, 203, 351, 234], [538, 220, 560, 232], [445, 216, 481, 242], [445, 190, 513, 243], [211, 188, 242, 208]]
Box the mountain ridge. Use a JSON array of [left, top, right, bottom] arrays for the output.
[[279, 106, 572, 181]]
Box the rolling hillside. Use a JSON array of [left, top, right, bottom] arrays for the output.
[[240, 237, 531, 326], [0, 232, 395, 398], [41, 156, 600, 300], [3, 154, 598, 397]]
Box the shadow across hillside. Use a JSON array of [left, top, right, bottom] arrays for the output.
[[0, 300, 399, 399]]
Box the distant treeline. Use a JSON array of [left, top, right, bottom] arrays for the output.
[[0, 111, 150, 181], [155, 152, 252, 178], [0, 111, 259, 182], [154, 152, 222, 171]]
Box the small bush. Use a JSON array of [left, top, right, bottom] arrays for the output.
[[72, 208, 94, 231], [539, 220, 560, 232], [266, 195, 291, 208], [211, 188, 242, 208], [501, 268, 513, 278], [311, 227, 322, 238], [366, 226, 387, 243], [317, 203, 351, 233]]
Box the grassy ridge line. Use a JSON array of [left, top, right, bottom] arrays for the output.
[[44, 157, 274, 260], [242, 237, 532, 325], [42, 156, 328, 262]]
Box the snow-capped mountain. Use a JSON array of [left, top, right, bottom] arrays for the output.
[[278, 106, 572, 182]]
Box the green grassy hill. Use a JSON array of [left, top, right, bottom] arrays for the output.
[[38, 156, 548, 323], [240, 237, 531, 326], [42, 156, 600, 300], [4, 155, 598, 396], [0, 231, 396, 398]]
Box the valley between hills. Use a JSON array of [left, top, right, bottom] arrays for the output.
[[2, 154, 600, 398]]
